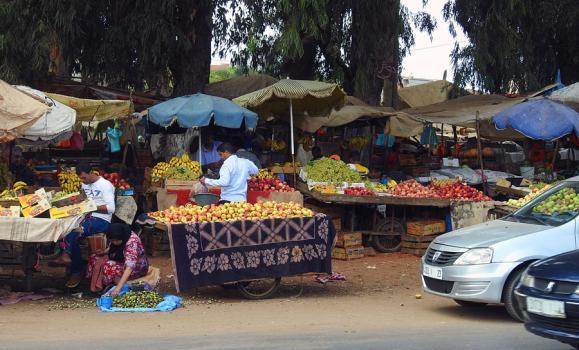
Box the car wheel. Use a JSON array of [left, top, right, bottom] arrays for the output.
[[454, 299, 488, 307], [503, 268, 526, 322]]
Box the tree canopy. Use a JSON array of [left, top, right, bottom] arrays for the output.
[[444, 0, 579, 93]]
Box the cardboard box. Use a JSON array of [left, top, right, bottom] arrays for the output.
[[442, 158, 460, 167], [406, 219, 446, 236], [18, 188, 48, 208], [49, 199, 97, 219], [0, 206, 21, 217], [332, 246, 365, 260], [22, 199, 51, 218], [335, 232, 363, 248], [50, 191, 87, 208]]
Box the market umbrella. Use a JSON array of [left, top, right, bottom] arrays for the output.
[[0, 79, 50, 143], [233, 79, 346, 176], [16, 86, 76, 141], [492, 98, 579, 141], [148, 93, 258, 161], [549, 82, 579, 111]]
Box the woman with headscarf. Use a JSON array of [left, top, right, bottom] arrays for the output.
[[86, 223, 149, 296]]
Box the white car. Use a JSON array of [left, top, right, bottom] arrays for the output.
[[421, 177, 579, 321]]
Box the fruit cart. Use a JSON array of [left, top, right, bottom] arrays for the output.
[[295, 181, 491, 254], [142, 202, 336, 299]]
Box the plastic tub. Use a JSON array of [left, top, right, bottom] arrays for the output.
[[194, 193, 220, 206], [520, 166, 535, 179]]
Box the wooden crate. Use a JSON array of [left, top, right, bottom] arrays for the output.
[[332, 217, 342, 232], [332, 246, 365, 260], [398, 154, 417, 166], [142, 227, 171, 257], [401, 234, 439, 243], [335, 232, 363, 248], [164, 179, 199, 190], [406, 219, 446, 236]]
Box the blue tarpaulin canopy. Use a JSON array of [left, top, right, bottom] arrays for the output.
[[492, 98, 579, 141], [148, 93, 258, 129]]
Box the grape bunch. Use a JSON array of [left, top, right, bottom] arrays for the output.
[[305, 158, 361, 183]]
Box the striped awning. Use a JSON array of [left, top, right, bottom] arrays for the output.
[[233, 79, 346, 119]]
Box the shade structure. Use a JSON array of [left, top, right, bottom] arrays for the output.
[[234, 79, 346, 169], [549, 82, 579, 111], [148, 93, 258, 130], [492, 98, 579, 141], [46, 93, 132, 122], [0, 79, 50, 143], [16, 86, 76, 141], [233, 79, 346, 120], [203, 74, 279, 100]]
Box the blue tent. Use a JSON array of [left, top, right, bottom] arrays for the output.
[[492, 98, 579, 141], [148, 93, 258, 129]]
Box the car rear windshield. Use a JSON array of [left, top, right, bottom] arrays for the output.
[[504, 181, 579, 227]]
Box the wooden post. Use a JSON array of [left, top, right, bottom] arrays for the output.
[[475, 112, 487, 194], [552, 139, 560, 172]]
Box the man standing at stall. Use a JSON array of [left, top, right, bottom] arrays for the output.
[[54, 162, 116, 288], [200, 143, 258, 203], [195, 131, 223, 172]]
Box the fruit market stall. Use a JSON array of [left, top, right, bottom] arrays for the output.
[[145, 201, 335, 297], [297, 157, 494, 255]]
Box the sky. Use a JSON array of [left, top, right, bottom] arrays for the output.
[[211, 0, 468, 82]]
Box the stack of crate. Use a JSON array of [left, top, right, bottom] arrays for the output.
[[401, 219, 446, 257], [332, 231, 365, 260]]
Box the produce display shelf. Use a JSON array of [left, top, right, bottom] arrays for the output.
[[296, 182, 451, 208]]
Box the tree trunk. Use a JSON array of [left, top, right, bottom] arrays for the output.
[[350, 0, 401, 106], [172, 0, 213, 96], [281, 36, 318, 80]]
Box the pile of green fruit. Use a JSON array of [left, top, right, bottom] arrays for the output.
[[112, 291, 164, 308], [533, 188, 579, 216], [164, 166, 199, 181], [305, 158, 361, 183]]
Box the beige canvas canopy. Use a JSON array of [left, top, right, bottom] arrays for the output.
[[402, 94, 528, 139], [46, 93, 133, 122], [0, 79, 50, 143], [203, 74, 279, 100], [398, 80, 454, 108]]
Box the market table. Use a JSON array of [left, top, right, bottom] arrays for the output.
[[0, 215, 84, 291], [155, 213, 335, 293], [296, 181, 494, 254]]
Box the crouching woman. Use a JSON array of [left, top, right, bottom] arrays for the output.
[[87, 223, 149, 297]]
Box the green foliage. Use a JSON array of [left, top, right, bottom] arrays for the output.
[[209, 67, 241, 83], [444, 0, 579, 93]]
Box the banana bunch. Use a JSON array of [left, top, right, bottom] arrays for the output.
[[387, 178, 397, 189], [152, 155, 201, 180], [366, 182, 388, 193], [263, 140, 287, 151], [341, 137, 369, 150], [58, 171, 82, 193], [256, 169, 274, 179], [432, 178, 461, 186], [0, 189, 17, 200], [12, 181, 27, 192]]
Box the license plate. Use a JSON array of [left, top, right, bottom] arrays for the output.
[[527, 297, 566, 318], [423, 264, 443, 280]]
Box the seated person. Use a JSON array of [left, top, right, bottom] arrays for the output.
[[347, 151, 369, 175], [86, 223, 149, 297], [312, 146, 323, 160]]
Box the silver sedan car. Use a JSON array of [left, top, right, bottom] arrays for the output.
[[421, 178, 579, 321]]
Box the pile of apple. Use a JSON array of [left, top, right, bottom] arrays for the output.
[[388, 180, 438, 198], [101, 171, 131, 190], [429, 182, 491, 201], [248, 177, 295, 192], [533, 188, 579, 215], [344, 187, 375, 196], [149, 201, 313, 224]]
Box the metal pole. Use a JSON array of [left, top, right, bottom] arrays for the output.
[[198, 128, 202, 165], [552, 139, 560, 173], [290, 99, 297, 184], [475, 112, 487, 194]]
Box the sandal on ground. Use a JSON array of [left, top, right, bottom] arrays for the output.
[[66, 274, 82, 289]]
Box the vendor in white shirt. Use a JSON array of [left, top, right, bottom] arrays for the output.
[[200, 142, 258, 203], [53, 162, 116, 289]]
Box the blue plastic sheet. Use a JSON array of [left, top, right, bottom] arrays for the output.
[[96, 285, 182, 312], [148, 93, 258, 130], [493, 98, 579, 141]]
